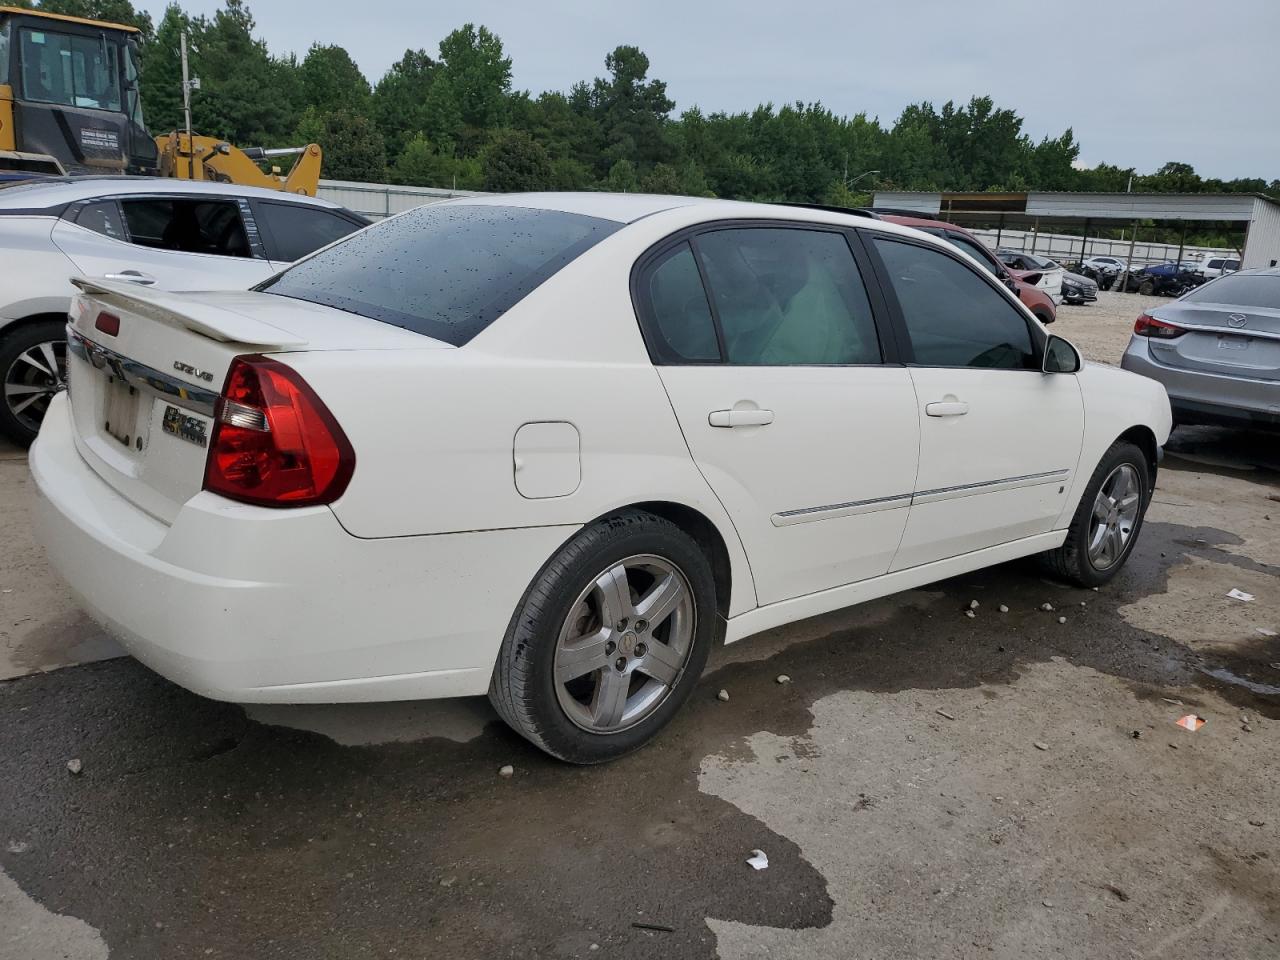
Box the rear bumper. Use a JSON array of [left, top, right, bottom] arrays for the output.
[[1120, 338, 1280, 428], [30, 394, 575, 703]]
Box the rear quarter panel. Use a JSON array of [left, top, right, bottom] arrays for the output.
[[0, 217, 73, 326], [289, 215, 762, 615]]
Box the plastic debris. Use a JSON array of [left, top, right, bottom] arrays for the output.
[[775, 675, 791, 684], [498, 765, 514, 778], [1249, 819, 1266, 827], [1104, 884, 1131, 902], [936, 708, 956, 720], [632, 921, 675, 933], [1176, 714, 1205, 732], [66, 759, 82, 775], [1033, 741, 1050, 751], [998, 604, 1009, 613], [1040, 603, 1054, 612], [717, 689, 730, 702], [1226, 589, 1255, 602], [964, 609, 976, 619], [969, 600, 980, 610], [746, 849, 769, 870], [1257, 628, 1278, 638]]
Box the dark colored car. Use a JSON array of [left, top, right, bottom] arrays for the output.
[[1129, 263, 1202, 297], [874, 213, 1057, 324]]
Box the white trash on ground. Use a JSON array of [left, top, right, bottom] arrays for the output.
[[746, 849, 769, 871]]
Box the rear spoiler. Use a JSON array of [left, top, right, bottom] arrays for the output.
[[71, 277, 307, 349]]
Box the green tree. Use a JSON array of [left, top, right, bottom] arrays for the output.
[[588, 45, 674, 174], [605, 157, 638, 192], [371, 49, 436, 159], [482, 129, 552, 191], [298, 43, 371, 114], [138, 3, 189, 133], [186, 0, 302, 146], [422, 24, 511, 152], [294, 107, 384, 181]]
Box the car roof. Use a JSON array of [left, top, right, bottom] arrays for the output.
[[0, 176, 348, 211]]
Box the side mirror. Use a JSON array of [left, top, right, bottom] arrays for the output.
[[1042, 334, 1081, 374]]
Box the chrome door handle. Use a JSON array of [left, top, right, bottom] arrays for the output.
[[925, 400, 969, 417], [103, 270, 157, 286], [709, 408, 775, 428]]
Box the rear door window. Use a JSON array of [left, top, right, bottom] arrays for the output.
[[258, 204, 621, 346], [641, 243, 720, 362], [873, 237, 1037, 370], [253, 201, 363, 262], [74, 200, 126, 241], [694, 227, 881, 365], [120, 198, 251, 257]]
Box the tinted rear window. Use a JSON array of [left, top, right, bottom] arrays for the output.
[[1183, 273, 1280, 310], [257, 204, 621, 346]]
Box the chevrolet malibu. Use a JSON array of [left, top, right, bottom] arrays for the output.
[[31, 194, 1172, 763]]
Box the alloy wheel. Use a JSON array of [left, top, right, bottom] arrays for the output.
[[553, 554, 696, 734], [1087, 463, 1141, 570], [4, 339, 67, 436]]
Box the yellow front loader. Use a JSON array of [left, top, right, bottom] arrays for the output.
[[155, 133, 323, 196]]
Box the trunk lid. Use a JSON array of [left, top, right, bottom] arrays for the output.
[[1150, 302, 1280, 381], [65, 279, 448, 523]]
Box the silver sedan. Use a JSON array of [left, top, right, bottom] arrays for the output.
[[1121, 268, 1280, 430]]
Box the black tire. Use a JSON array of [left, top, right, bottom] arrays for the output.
[[1138, 280, 1155, 296], [489, 510, 717, 764], [1033, 310, 1055, 325], [1042, 440, 1150, 587], [0, 320, 67, 447]]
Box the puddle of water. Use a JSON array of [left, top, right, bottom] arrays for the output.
[[1200, 666, 1280, 697]]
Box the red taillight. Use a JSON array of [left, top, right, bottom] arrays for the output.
[[203, 356, 354, 507], [1134, 313, 1184, 339], [95, 312, 120, 337]]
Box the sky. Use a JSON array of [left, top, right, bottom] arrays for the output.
[[139, 0, 1280, 182]]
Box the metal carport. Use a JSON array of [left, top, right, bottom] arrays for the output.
[[872, 191, 1280, 270]]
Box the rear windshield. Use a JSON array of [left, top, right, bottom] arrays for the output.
[[1183, 273, 1280, 310], [257, 203, 621, 346]]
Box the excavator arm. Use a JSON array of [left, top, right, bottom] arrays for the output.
[[154, 133, 323, 196]]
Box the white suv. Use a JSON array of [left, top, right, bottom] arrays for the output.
[[0, 177, 367, 444], [1194, 256, 1240, 281]]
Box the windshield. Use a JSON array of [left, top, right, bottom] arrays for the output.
[[258, 203, 622, 346], [1182, 273, 1280, 310], [19, 27, 122, 111], [124, 39, 144, 127]]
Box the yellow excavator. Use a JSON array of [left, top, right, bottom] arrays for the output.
[[0, 6, 321, 194]]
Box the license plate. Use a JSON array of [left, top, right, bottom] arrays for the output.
[[1217, 336, 1248, 352], [103, 376, 140, 447], [162, 404, 208, 448]]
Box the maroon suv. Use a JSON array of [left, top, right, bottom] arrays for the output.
[[875, 212, 1057, 324]]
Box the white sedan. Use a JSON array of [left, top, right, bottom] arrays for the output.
[[31, 193, 1172, 763]]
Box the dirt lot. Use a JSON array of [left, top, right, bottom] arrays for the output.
[[2, 298, 1277, 959]]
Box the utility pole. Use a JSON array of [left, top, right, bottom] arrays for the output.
[[179, 31, 200, 141]]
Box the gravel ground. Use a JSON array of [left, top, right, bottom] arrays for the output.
[[1051, 290, 1174, 366]]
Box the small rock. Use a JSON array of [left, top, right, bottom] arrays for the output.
[[6, 840, 30, 854], [1057, 616, 1067, 624], [1079, 601, 1087, 607], [1249, 819, 1266, 827], [66, 759, 82, 775], [936, 708, 956, 721], [775, 675, 790, 684], [969, 600, 980, 610], [1042, 899, 1055, 909], [497, 765, 514, 778], [1040, 602, 1054, 611], [1092, 587, 1100, 592], [998, 604, 1009, 613], [439, 877, 455, 887], [1033, 741, 1050, 751], [1241, 715, 1251, 724], [1131, 730, 1141, 739], [1242, 724, 1253, 733], [717, 689, 730, 702], [590, 945, 600, 952], [964, 609, 976, 619], [1104, 884, 1131, 902]]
